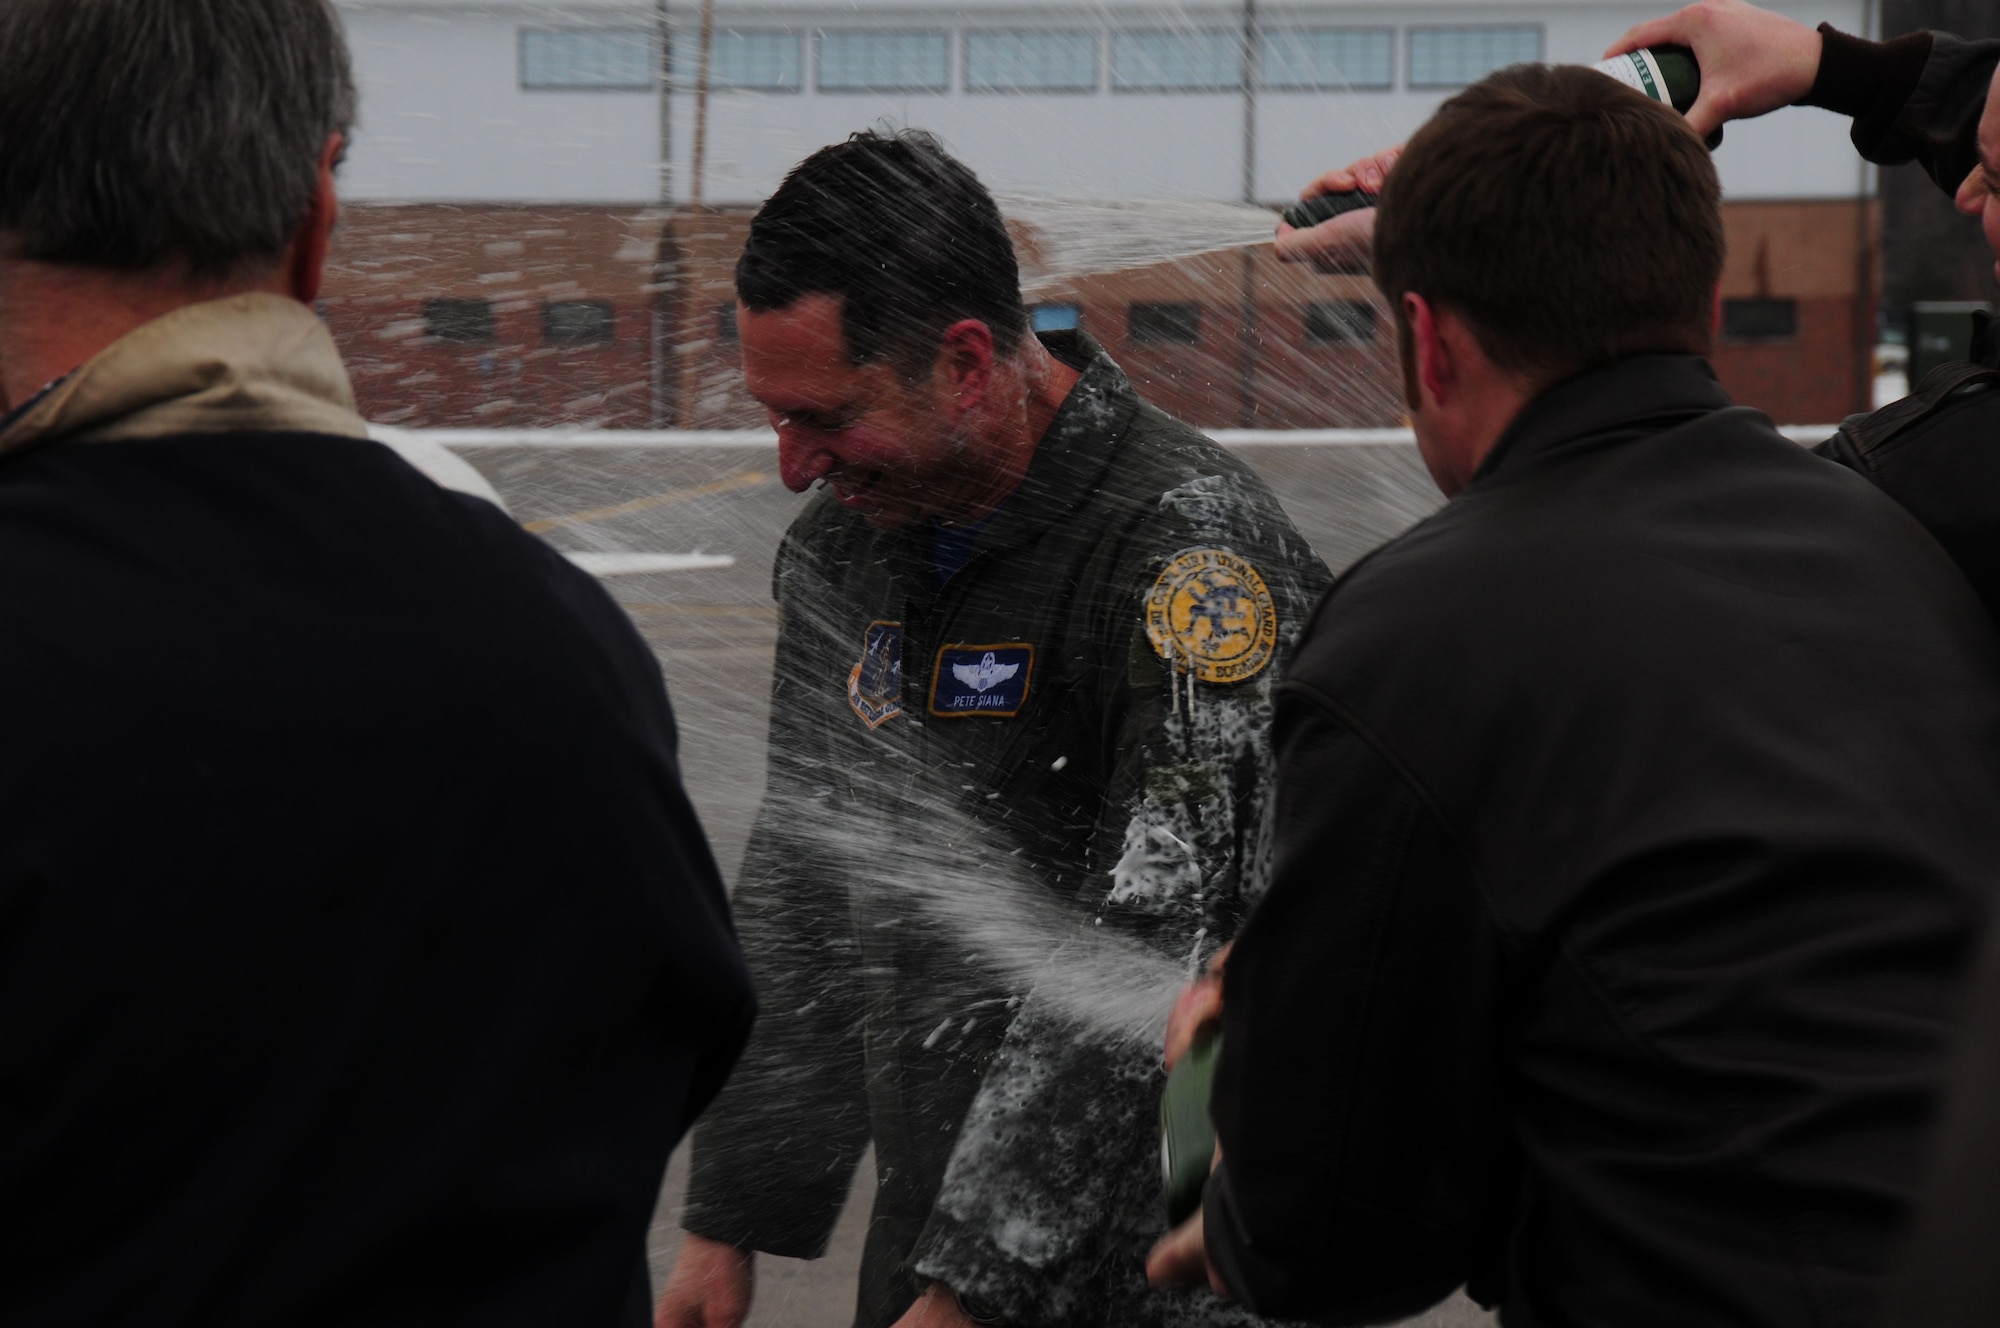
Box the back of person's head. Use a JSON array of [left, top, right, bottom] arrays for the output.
[[0, 0, 355, 280], [737, 129, 1027, 377], [1372, 63, 1724, 386]]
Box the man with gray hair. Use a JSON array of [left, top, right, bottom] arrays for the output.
[[0, 3, 754, 1324]]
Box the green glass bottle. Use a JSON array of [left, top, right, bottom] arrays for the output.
[[1160, 1029, 1221, 1225], [1279, 45, 1703, 232], [1594, 44, 1700, 113]]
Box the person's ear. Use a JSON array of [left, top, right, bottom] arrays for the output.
[[1403, 292, 1453, 410], [937, 319, 996, 416], [283, 133, 343, 307]]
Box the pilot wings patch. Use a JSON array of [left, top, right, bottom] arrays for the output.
[[952, 652, 1020, 692], [930, 643, 1034, 717]]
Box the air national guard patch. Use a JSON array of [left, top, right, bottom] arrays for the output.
[[930, 644, 1035, 717], [848, 621, 903, 729], [1145, 547, 1277, 685]]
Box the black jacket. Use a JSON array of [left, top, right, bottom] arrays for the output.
[[0, 423, 754, 1325], [1204, 356, 2000, 1327], [1804, 24, 2000, 622], [683, 331, 1329, 1328]]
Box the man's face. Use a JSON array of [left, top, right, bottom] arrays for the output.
[[738, 293, 968, 529], [1955, 70, 2000, 283]]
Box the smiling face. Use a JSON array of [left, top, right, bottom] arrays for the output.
[[1955, 69, 2000, 285], [738, 293, 976, 530]]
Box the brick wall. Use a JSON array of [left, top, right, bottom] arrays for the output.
[[322, 197, 1873, 431], [1709, 198, 1876, 423], [322, 205, 666, 428]]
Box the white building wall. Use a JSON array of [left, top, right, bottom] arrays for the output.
[[334, 0, 1874, 207]]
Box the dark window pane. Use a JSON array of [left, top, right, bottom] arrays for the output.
[[716, 303, 739, 341], [817, 31, 948, 92], [1261, 29, 1393, 91], [1723, 297, 1797, 342], [522, 30, 654, 89], [1031, 303, 1081, 332], [1304, 300, 1376, 345], [967, 32, 1096, 92], [1128, 302, 1201, 344], [425, 298, 495, 344], [1408, 26, 1541, 89], [543, 300, 616, 346], [1112, 31, 1240, 90], [674, 30, 802, 90]]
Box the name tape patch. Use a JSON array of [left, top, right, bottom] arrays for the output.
[[848, 621, 903, 729], [930, 643, 1034, 717]]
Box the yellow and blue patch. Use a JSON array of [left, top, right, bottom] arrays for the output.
[[1145, 547, 1277, 685], [847, 621, 903, 729], [929, 643, 1035, 718]]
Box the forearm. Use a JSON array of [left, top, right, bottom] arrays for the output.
[[1205, 688, 1501, 1321], [1806, 24, 2000, 193]]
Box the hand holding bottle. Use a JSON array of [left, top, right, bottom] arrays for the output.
[[1273, 148, 1400, 272], [1606, 0, 1823, 139]]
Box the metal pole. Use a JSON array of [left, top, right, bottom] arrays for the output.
[[1855, 0, 1879, 411], [653, 0, 674, 425], [691, 0, 717, 207], [656, 0, 673, 204], [1236, 0, 1260, 426], [1240, 0, 1257, 205]]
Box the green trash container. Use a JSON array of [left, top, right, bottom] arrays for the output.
[[1910, 301, 1993, 382]]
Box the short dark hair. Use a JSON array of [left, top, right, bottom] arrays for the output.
[[0, 0, 356, 277], [1373, 63, 1724, 383], [736, 130, 1028, 377]]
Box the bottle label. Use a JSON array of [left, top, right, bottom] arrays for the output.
[[1594, 49, 1669, 104]]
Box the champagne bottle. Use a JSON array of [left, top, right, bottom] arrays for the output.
[[1160, 1029, 1221, 1225], [1279, 45, 1702, 232]]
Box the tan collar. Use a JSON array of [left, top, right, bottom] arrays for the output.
[[0, 292, 367, 456]]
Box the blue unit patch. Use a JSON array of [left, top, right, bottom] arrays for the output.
[[930, 643, 1034, 717], [848, 621, 903, 729]]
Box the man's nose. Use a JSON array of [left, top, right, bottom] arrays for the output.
[[1955, 166, 1985, 217], [776, 430, 836, 493]]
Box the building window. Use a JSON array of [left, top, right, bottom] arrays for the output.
[[1303, 301, 1377, 345], [1407, 26, 1541, 89], [716, 303, 739, 342], [1128, 302, 1202, 344], [543, 300, 616, 347], [1112, 32, 1241, 92], [680, 30, 801, 91], [966, 32, 1096, 92], [1031, 303, 1082, 332], [424, 298, 495, 344], [817, 31, 949, 93], [1722, 297, 1798, 343], [1261, 29, 1393, 91], [522, 29, 654, 90]]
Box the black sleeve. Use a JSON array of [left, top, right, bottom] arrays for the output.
[[1806, 25, 2000, 195], [1203, 682, 1509, 1325], [681, 557, 873, 1259], [1881, 916, 2000, 1328]]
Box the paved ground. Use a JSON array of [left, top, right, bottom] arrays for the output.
[[461, 439, 1491, 1328]]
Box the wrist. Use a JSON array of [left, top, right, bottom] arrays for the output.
[[1805, 24, 1933, 119]]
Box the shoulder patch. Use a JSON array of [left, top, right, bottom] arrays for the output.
[[1144, 547, 1277, 685], [848, 621, 903, 729]]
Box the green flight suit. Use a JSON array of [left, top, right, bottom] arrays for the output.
[[685, 330, 1330, 1327]]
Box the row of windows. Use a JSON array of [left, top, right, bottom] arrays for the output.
[[418, 296, 1805, 350], [520, 25, 1543, 95], [424, 298, 617, 346]]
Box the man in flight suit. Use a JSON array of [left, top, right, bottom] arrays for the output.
[[655, 131, 1330, 1328]]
